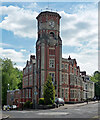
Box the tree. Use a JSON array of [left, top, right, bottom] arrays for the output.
[[43, 75, 55, 105], [1, 58, 23, 105], [91, 71, 100, 83], [90, 71, 100, 97]]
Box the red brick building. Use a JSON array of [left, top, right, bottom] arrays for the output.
[[7, 11, 94, 106], [35, 11, 85, 103], [7, 89, 20, 106], [36, 11, 62, 102], [16, 11, 94, 106], [21, 55, 36, 105]]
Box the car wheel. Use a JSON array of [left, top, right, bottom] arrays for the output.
[[56, 105, 59, 108]]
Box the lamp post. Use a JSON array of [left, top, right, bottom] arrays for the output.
[[8, 84, 9, 90], [34, 85, 38, 109]]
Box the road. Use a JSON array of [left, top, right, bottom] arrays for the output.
[[2, 102, 99, 119]]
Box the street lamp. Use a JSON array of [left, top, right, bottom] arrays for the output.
[[34, 85, 38, 109], [8, 84, 9, 90]]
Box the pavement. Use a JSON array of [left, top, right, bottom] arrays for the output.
[[1, 101, 99, 119], [52, 100, 98, 110], [1, 114, 9, 120]]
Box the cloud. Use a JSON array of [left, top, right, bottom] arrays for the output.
[[0, 4, 98, 75], [0, 43, 12, 47], [0, 5, 38, 38], [62, 50, 98, 75], [14, 65, 24, 71], [0, 47, 36, 70], [0, 47, 26, 63], [59, 4, 98, 75], [25, 2, 38, 9], [20, 49, 26, 52], [59, 8, 98, 48]]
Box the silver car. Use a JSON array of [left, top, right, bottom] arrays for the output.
[[55, 98, 64, 107]]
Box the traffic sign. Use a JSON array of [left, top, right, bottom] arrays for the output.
[[34, 91, 38, 95]]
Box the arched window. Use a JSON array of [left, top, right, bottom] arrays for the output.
[[50, 32, 54, 37]]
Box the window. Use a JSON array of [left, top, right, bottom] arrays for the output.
[[26, 89, 28, 98], [65, 74, 68, 84], [65, 89, 68, 98], [49, 73, 55, 84], [70, 90, 74, 99], [65, 64, 68, 70], [22, 90, 24, 98], [26, 76, 28, 86], [74, 68, 76, 75], [29, 75, 33, 86], [62, 74, 64, 83], [49, 59, 55, 68], [70, 66, 72, 73], [62, 64, 64, 69], [50, 32, 54, 37], [29, 89, 31, 98], [75, 77, 77, 85], [49, 49, 55, 56], [70, 75, 74, 85], [85, 84, 87, 90], [29, 65, 32, 73], [26, 67, 28, 73], [62, 89, 64, 98], [74, 89, 77, 98]]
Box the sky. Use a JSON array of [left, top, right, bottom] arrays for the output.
[[0, 1, 98, 75]]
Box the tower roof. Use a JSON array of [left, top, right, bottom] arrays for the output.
[[36, 11, 61, 19]]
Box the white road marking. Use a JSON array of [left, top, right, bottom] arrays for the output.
[[38, 112, 69, 115], [74, 109, 80, 111]]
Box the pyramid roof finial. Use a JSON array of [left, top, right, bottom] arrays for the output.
[[68, 55, 71, 60]]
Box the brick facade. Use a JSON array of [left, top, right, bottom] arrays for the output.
[[22, 11, 94, 104], [7, 11, 95, 106]]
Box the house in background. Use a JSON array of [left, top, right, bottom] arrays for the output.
[[80, 71, 94, 100], [7, 89, 20, 106]]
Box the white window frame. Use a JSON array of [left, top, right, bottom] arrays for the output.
[[70, 89, 74, 99], [62, 74, 64, 83], [65, 89, 68, 98], [49, 59, 55, 68], [49, 72, 55, 84], [62, 89, 64, 98], [62, 64, 64, 69], [29, 89, 31, 98], [65, 64, 68, 70]]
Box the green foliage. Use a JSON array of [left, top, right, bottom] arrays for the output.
[[39, 98, 44, 105], [90, 71, 100, 97], [43, 75, 55, 105], [30, 102, 33, 109], [95, 82, 100, 97], [1, 58, 23, 105], [24, 101, 31, 108], [90, 71, 100, 83]]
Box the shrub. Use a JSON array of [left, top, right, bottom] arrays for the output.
[[30, 102, 33, 108], [43, 75, 55, 105], [39, 98, 44, 105], [24, 101, 31, 108]]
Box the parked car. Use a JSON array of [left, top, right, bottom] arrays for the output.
[[11, 105, 17, 110], [55, 98, 64, 107], [3, 105, 11, 111]]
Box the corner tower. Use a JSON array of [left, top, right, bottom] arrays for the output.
[[36, 11, 62, 100]]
